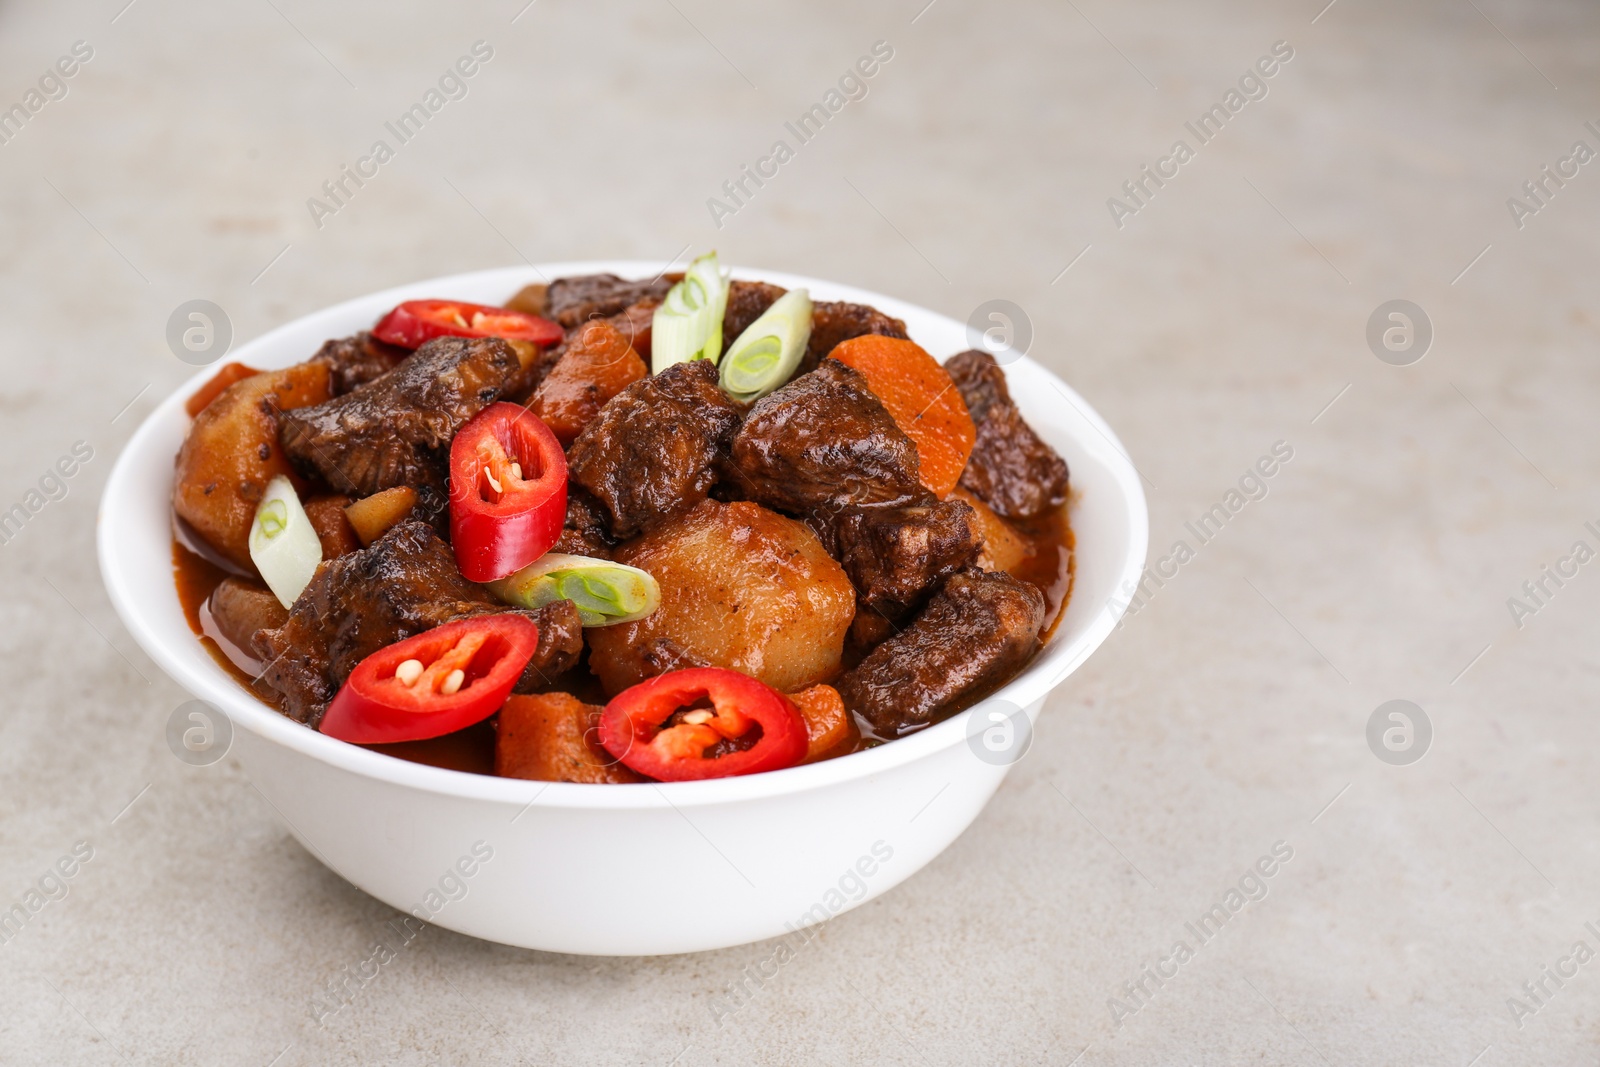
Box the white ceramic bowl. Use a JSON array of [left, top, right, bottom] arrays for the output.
[[98, 263, 1147, 956]]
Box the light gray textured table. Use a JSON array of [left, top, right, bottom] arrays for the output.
[[2, 0, 1596, 1063]]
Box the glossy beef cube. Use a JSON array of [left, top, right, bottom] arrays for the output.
[[801, 300, 909, 373], [545, 273, 673, 329], [946, 350, 1069, 520], [567, 360, 744, 539], [835, 496, 982, 617], [279, 336, 524, 519], [253, 520, 582, 726], [730, 359, 923, 518], [836, 569, 1045, 737]]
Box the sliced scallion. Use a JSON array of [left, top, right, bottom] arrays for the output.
[[651, 252, 730, 373], [487, 553, 662, 627], [718, 288, 813, 402], [248, 475, 323, 608]]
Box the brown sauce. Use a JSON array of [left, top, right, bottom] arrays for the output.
[[172, 503, 1074, 777]]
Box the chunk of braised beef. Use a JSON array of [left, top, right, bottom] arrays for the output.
[[310, 332, 408, 396], [730, 359, 922, 518], [552, 488, 617, 559], [512, 598, 585, 692], [253, 520, 585, 726], [546, 273, 673, 329], [567, 360, 743, 539], [801, 301, 909, 373], [836, 569, 1045, 737], [254, 519, 502, 726], [836, 496, 982, 617], [946, 350, 1070, 520], [279, 336, 523, 521], [723, 280, 787, 341]]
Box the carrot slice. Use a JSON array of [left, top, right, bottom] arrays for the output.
[[528, 321, 648, 445], [829, 336, 975, 498], [302, 495, 361, 559], [496, 692, 643, 783], [789, 684, 856, 763]]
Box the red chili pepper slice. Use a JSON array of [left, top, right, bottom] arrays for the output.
[[449, 402, 568, 582], [598, 667, 809, 781], [373, 299, 563, 350], [321, 614, 540, 744]]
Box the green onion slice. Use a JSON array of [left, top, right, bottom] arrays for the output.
[[487, 553, 662, 627], [248, 475, 323, 608], [719, 288, 814, 402], [651, 252, 730, 373]]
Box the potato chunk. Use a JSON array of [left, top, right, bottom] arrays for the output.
[[343, 486, 418, 546], [206, 577, 288, 657], [950, 486, 1033, 574], [587, 500, 856, 696], [172, 363, 331, 571]]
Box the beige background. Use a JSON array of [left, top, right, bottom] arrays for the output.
[[2, 0, 1597, 1063]]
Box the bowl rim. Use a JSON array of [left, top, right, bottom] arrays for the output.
[[98, 261, 1148, 810]]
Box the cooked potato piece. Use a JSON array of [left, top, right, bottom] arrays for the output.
[[173, 362, 332, 572], [790, 684, 855, 762], [206, 577, 288, 657], [343, 486, 418, 546], [495, 692, 642, 783], [184, 362, 260, 418], [951, 486, 1033, 575], [302, 495, 360, 559], [587, 500, 856, 696], [504, 283, 548, 317]]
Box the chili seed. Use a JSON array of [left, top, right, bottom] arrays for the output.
[[441, 669, 466, 696], [395, 658, 424, 686]]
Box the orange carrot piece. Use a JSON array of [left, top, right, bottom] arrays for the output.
[[184, 362, 260, 418], [528, 321, 649, 445], [829, 336, 975, 498], [496, 693, 643, 783], [302, 495, 361, 559], [789, 684, 855, 763]]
